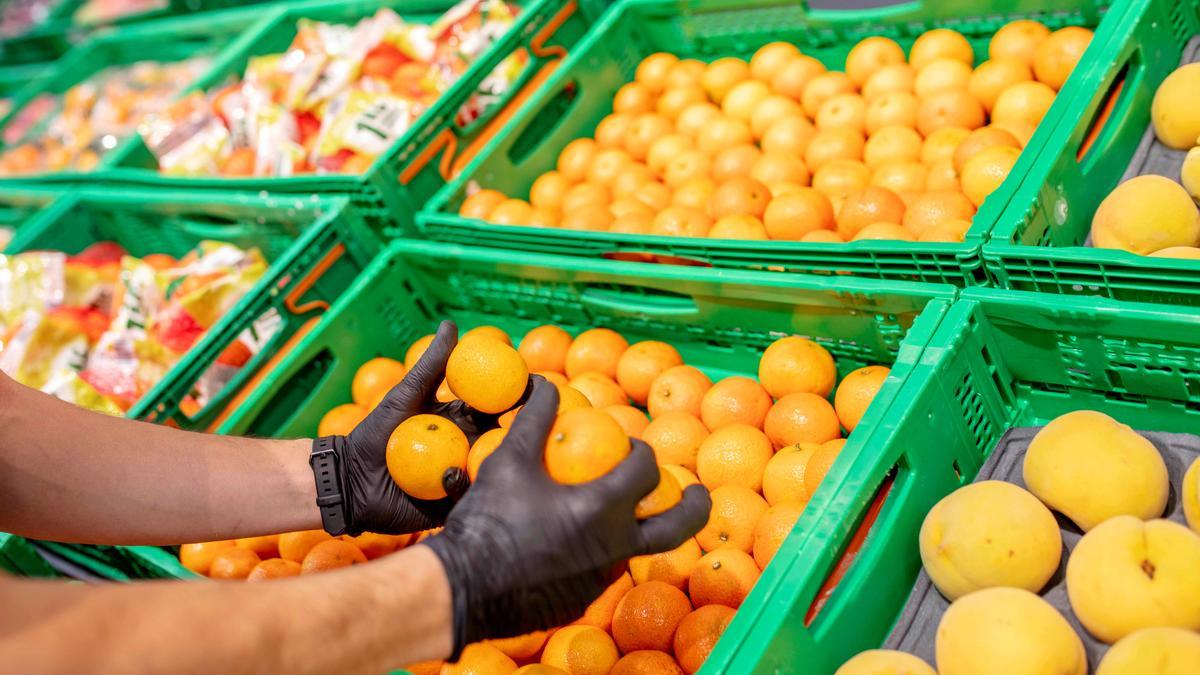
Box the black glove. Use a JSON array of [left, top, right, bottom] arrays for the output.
[[424, 376, 711, 655], [313, 320, 513, 536]]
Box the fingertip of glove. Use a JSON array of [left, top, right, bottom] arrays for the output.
[[443, 467, 471, 501]]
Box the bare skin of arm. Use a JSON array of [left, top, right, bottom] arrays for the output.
[[0, 371, 320, 545], [0, 545, 454, 674]]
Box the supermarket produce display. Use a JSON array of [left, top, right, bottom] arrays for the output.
[[3, 0, 1200, 674]]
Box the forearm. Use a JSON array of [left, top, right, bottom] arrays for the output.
[[0, 545, 453, 674], [0, 373, 320, 544]]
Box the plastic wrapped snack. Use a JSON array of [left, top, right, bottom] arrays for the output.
[[140, 0, 526, 177]]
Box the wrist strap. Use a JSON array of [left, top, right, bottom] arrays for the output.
[[310, 436, 351, 536]]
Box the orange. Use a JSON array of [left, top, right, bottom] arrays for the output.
[[647, 365, 713, 419], [537, 371, 571, 388], [569, 372, 629, 408], [862, 63, 915, 100], [759, 335, 838, 399], [864, 91, 918, 135], [642, 412, 709, 470], [913, 58, 973, 98], [916, 89, 985, 137], [695, 424, 773, 492], [636, 466, 683, 519], [918, 218, 972, 243], [670, 176, 715, 212], [815, 93, 867, 134], [488, 632, 552, 662], [626, 114, 675, 161], [544, 408, 631, 484], [652, 206, 713, 238], [836, 186, 907, 239], [749, 96, 804, 140], [519, 325, 573, 374], [341, 532, 407, 560], [990, 19, 1051, 66], [699, 376, 772, 430], [753, 501, 807, 568], [701, 57, 751, 103], [761, 116, 817, 157], [553, 384, 593, 416], [812, 159, 872, 210], [710, 177, 771, 220], [695, 117, 753, 155], [557, 138, 599, 182], [803, 439, 846, 497], [770, 55, 827, 101], [750, 42, 801, 82], [763, 187, 836, 240], [208, 547, 261, 580], [853, 222, 915, 241], [961, 144, 1020, 207], [463, 326, 513, 345], [710, 144, 763, 182], [800, 229, 846, 243], [675, 102, 722, 139], [637, 52, 681, 92], [447, 335, 529, 414], [909, 28, 974, 70], [613, 164, 655, 200], [461, 189, 507, 220], [688, 549, 760, 609], [991, 81, 1055, 128], [587, 148, 633, 187], [352, 357, 407, 408], [437, 379, 458, 404], [924, 159, 961, 192], [300, 539, 367, 574], [805, 128, 866, 172], [540, 626, 619, 675], [968, 58, 1033, 112], [318, 403, 368, 436], [574, 572, 634, 632], [666, 59, 707, 89], [405, 334, 436, 370], [663, 464, 700, 489], [235, 535, 280, 559], [761, 443, 820, 507], [405, 661, 446, 675], [870, 161, 928, 199], [514, 666, 567, 675], [990, 118, 1036, 147], [595, 114, 634, 149], [674, 605, 736, 674], [247, 557, 301, 581], [901, 190, 976, 236], [277, 531, 332, 563], [846, 36, 905, 86], [530, 171, 572, 212], [561, 183, 610, 212], [386, 414, 469, 500], [1033, 26, 1092, 91], [763, 392, 842, 449], [750, 152, 810, 191], [834, 365, 890, 432], [564, 328, 628, 380], [610, 198, 655, 222], [920, 126, 971, 165], [613, 82, 657, 115], [528, 208, 559, 228], [630, 538, 703, 590], [647, 134, 696, 178], [663, 150, 712, 188], [722, 80, 772, 122], [443, 643, 518, 675], [616, 341, 684, 405], [801, 71, 855, 118], [561, 205, 614, 232], [658, 84, 707, 121], [709, 214, 768, 240], [697, 485, 768, 553], [952, 126, 1021, 173], [611, 651, 685, 675], [604, 405, 650, 438], [467, 428, 507, 481], [863, 125, 923, 169], [611, 581, 693, 654]]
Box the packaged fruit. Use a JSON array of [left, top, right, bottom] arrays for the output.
[[140, 0, 527, 178]]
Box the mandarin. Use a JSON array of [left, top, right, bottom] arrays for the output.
[[913, 58, 972, 98], [461, 189, 507, 219], [467, 428, 507, 481], [917, 218, 972, 243], [990, 19, 1051, 66], [695, 424, 773, 492], [761, 116, 817, 157], [277, 531, 332, 563], [352, 357, 407, 408], [209, 547, 261, 580], [541, 626, 619, 675], [750, 42, 801, 82], [853, 222, 916, 241], [770, 55, 827, 101], [837, 186, 907, 240], [699, 377, 772, 430], [803, 439, 846, 496], [812, 159, 873, 210], [952, 126, 1021, 173], [763, 187, 837, 240], [235, 535, 280, 559], [342, 532, 407, 560], [247, 557, 301, 581], [642, 412, 710, 470], [969, 58, 1033, 112], [544, 408, 631, 484], [722, 80, 772, 122], [758, 336, 837, 399], [916, 89, 985, 136], [846, 36, 906, 86], [574, 572, 634, 632], [635, 467, 684, 519], [816, 93, 867, 134], [443, 643, 517, 675], [701, 58, 751, 103], [920, 126, 972, 164], [689, 549, 760, 609], [564, 328, 628, 380], [490, 632, 552, 662], [834, 365, 890, 432], [961, 144, 1020, 207], [696, 117, 753, 155], [805, 128, 866, 171], [637, 53, 681, 92], [663, 464, 701, 489], [863, 125, 923, 169], [647, 134, 697, 177], [710, 177, 772, 220], [519, 325, 573, 374], [489, 200, 535, 226], [386, 414, 469, 500], [447, 336, 528, 414], [753, 501, 807, 568], [675, 102, 722, 138], [616, 341, 684, 405], [651, 206, 713, 237], [301, 539, 367, 574], [612, 651, 685, 675], [750, 153, 810, 191], [569, 372, 629, 408], [763, 393, 842, 449], [318, 403, 368, 436], [761, 443, 820, 507], [710, 214, 769, 240], [630, 538, 703, 590], [594, 114, 634, 149], [405, 334, 436, 370], [1034, 26, 1092, 91], [647, 365, 713, 419], [604, 405, 650, 438], [612, 581, 693, 653], [671, 176, 716, 212], [749, 96, 805, 140], [864, 91, 918, 135], [697, 485, 769, 553], [991, 80, 1055, 128], [674, 606, 735, 674], [909, 28, 974, 70], [800, 229, 846, 243], [862, 63, 915, 100], [710, 144, 763, 182], [870, 161, 928, 199], [557, 139, 599, 182], [658, 84, 707, 121], [901, 190, 975, 236], [614, 82, 657, 115], [801, 72, 856, 118]]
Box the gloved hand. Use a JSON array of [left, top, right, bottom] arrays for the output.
[[317, 320, 514, 536], [424, 376, 712, 654]]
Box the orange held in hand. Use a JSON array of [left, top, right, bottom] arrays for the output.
[[544, 408, 632, 484], [635, 466, 684, 519], [385, 414, 469, 500], [446, 334, 528, 414]]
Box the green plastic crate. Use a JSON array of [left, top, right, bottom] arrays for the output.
[[709, 287, 1200, 674], [0, 533, 59, 577], [5, 189, 380, 431], [416, 0, 1109, 285], [0, 0, 84, 66], [0, 185, 62, 244], [0, 4, 269, 183], [984, 0, 1200, 307], [103, 0, 596, 230]]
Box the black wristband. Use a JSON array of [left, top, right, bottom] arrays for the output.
[[310, 436, 352, 536]]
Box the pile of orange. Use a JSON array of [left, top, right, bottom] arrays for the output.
[[179, 530, 430, 580], [379, 323, 894, 674], [460, 21, 1091, 244]]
